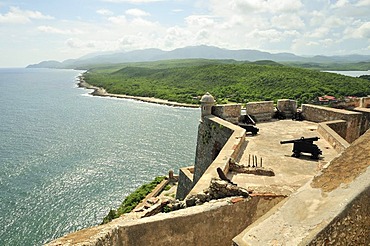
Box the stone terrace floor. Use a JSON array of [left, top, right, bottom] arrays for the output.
[[228, 119, 339, 196]]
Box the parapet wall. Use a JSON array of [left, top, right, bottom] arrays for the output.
[[362, 97, 370, 107], [353, 107, 370, 136], [277, 99, 297, 118], [212, 104, 241, 124], [47, 196, 285, 246], [301, 104, 362, 143], [245, 101, 274, 122]]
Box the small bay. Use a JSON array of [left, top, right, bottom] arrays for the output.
[[324, 70, 370, 77], [0, 68, 199, 245]]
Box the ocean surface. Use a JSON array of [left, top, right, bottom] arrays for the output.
[[0, 68, 199, 245], [325, 70, 370, 77]]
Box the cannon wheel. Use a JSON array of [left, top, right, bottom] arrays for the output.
[[292, 151, 301, 158], [311, 154, 319, 160]]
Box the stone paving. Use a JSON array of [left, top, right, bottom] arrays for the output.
[[228, 119, 339, 195]]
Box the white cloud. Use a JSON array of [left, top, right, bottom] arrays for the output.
[[96, 9, 113, 16], [131, 17, 156, 26], [356, 0, 370, 6], [247, 28, 298, 43], [125, 8, 150, 17], [185, 15, 215, 27], [0, 6, 53, 24], [229, 0, 303, 14], [37, 25, 84, 35], [307, 27, 330, 38], [331, 0, 349, 8], [108, 15, 127, 24], [102, 0, 164, 3], [353, 22, 370, 38], [271, 14, 305, 29], [65, 38, 97, 49]]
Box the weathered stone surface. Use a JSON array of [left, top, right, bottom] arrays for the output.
[[302, 104, 362, 143], [193, 117, 235, 185], [208, 178, 249, 200], [245, 101, 274, 122], [212, 104, 242, 124], [277, 99, 297, 119], [176, 166, 194, 200]]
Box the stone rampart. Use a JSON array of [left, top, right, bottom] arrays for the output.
[[301, 104, 362, 143], [193, 116, 241, 185], [317, 120, 350, 153], [46, 196, 285, 246], [212, 104, 241, 124], [245, 101, 274, 122], [189, 116, 246, 198], [177, 166, 194, 200], [353, 107, 370, 136], [361, 97, 370, 107], [277, 99, 297, 119]]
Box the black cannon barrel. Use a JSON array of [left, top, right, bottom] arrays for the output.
[[280, 136, 320, 144]]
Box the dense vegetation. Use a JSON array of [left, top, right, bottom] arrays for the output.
[[102, 176, 165, 224], [84, 59, 370, 105]]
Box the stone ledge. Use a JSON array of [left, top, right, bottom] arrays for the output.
[[317, 120, 350, 153]]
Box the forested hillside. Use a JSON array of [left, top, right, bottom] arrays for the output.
[[83, 59, 370, 105]]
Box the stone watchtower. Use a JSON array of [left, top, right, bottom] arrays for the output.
[[200, 92, 215, 121]]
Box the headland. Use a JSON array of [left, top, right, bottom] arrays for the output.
[[77, 74, 199, 108]]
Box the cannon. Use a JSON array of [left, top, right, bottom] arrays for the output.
[[239, 114, 259, 135], [280, 136, 322, 159]]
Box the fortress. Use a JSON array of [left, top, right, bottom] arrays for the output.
[[47, 94, 370, 246]]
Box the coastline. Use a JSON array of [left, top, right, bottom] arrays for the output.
[[77, 75, 200, 108]]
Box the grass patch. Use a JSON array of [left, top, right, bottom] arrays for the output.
[[102, 176, 166, 224]]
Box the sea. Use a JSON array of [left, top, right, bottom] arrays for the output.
[[0, 68, 199, 245]]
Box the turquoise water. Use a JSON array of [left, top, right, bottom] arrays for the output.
[[0, 68, 199, 245]]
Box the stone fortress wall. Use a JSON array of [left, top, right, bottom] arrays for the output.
[[46, 94, 370, 246]]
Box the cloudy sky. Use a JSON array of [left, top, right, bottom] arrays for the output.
[[1, 0, 369, 67]]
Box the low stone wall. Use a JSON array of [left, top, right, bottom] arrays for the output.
[[245, 101, 274, 122], [212, 104, 241, 124], [189, 116, 246, 198], [317, 120, 349, 153], [177, 166, 194, 200], [301, 104, 362, 143], [353, 107, 370, 136], [47, 196, 285, 246], [361, 97, 370, 107], [277, 99, 297, 119]]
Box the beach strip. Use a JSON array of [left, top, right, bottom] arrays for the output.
[[77, 75, 200, 108]]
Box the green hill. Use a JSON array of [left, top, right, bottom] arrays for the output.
[[83, 59, 370, 105]]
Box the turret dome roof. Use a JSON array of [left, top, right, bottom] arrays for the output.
[[200, 92, 215, 103]]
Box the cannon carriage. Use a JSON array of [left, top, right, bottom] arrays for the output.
[[280, 136, 322, 159]]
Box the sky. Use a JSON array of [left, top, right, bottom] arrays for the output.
[[0, 0, 370, 67]]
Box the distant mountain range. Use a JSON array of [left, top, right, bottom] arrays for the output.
[[27, 45, 370, 69]]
